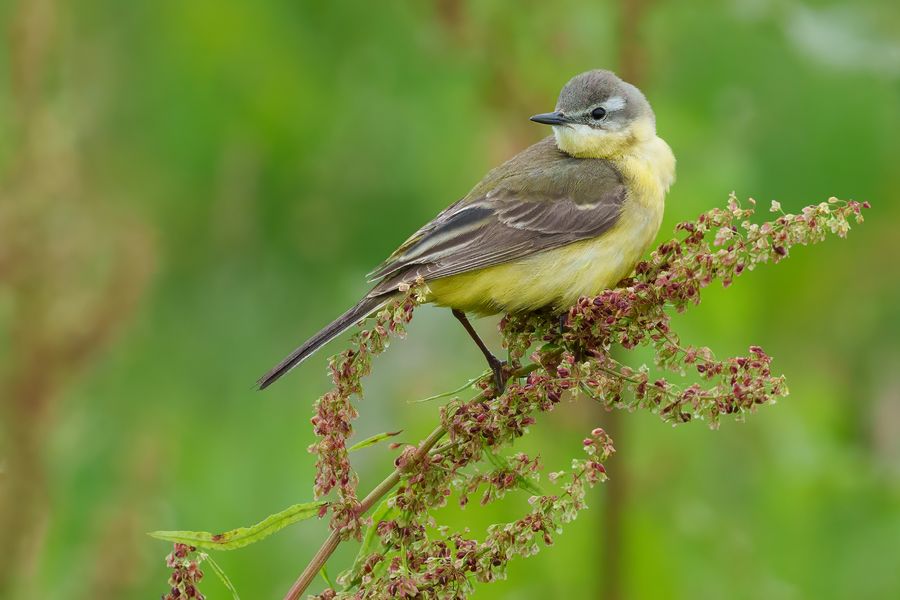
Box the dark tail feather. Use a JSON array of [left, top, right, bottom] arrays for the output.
[[256, 295, 388, 390]]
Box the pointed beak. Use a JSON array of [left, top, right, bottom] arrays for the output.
[[529, 111, 570, 125]]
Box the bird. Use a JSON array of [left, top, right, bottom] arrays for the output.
[[257, 69, 675, 391]]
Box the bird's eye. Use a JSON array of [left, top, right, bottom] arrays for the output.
[[591, 107, 607, 120]]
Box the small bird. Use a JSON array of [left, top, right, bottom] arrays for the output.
[[258, 69, 675, 390]]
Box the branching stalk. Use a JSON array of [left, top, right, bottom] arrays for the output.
[[284, 425, 449, 600]]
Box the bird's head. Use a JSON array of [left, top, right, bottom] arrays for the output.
[[530, 70, 656, 159]]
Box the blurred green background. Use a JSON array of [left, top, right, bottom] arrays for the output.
[[2, 0, 899, 598]]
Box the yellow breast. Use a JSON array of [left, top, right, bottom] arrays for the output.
[[427, 135, 675, 314]]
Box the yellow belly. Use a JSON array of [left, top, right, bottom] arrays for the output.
[[427, 138, 673, 314]]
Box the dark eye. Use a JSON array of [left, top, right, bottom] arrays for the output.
[[591, 107, 607, 120]]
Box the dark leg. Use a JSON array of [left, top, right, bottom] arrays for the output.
[[451, 309, 507, 392]]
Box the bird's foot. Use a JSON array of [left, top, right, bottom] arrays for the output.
[[488, 356, 508, 394]]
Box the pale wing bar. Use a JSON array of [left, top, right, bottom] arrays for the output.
[[368, 186, 626, 294]]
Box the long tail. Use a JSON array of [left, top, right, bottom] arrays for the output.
[[256, 295, 389, 390]]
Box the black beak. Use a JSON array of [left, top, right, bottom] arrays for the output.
[[529, 111, 570, 125]]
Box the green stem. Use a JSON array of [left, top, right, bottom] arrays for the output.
[[283, 364, 540, 600]]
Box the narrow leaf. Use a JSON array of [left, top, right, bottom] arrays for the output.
[[201, 553, 241, 600], [149, 501, 326, 550], [408, 371, 490, 404], [320, 564, 335, 589], [348, 430, 402, 452]]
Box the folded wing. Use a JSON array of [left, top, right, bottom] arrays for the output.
[[368, 137, 627, 294]]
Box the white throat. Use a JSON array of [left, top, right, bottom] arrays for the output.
[[552, 117, 657, 159]]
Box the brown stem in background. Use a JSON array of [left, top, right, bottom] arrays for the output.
[[599, 406, 625, 600], [600, 1, 654, 598], [619, 0, 651, 92]]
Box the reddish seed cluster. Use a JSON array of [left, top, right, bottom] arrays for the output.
[[318, 359, 618, 596], [308, 289, 419, 539], [162, 544, 205, 600], [461, 452, 542, 507], [499, 196, 866, 427], [302, 197, 868, 598], [322, 428, 615, 598]]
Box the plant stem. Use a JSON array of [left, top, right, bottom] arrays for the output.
[[285, 364, 537, 600], [283, 425, 449, 600]]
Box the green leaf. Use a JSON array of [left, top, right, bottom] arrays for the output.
[[348, 430, 402, 452], [408, 371, 489, 404], [320, 564, 335, 589], [200, 553, 241, 600], [149, 501, 326, 550]]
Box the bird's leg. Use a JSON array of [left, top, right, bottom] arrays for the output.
[[451, 309, 507, 393]]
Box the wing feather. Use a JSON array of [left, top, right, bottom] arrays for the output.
[[368, 137, 627, 292]]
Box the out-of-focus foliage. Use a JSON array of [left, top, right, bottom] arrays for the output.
[[0, 1, 898, 598]]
